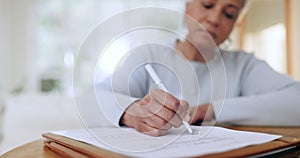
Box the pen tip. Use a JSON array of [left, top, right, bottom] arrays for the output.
[[183, 121, 193, 134]]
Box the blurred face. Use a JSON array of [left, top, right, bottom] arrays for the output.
[[185, 0, 245, 46]]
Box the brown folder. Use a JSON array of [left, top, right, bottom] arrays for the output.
[[42, 127, 300, 158], [43, 133, 127, 158], [44, 140, 90, 158]]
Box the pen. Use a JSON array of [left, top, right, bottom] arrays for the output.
[[145, 64, 193, 134]]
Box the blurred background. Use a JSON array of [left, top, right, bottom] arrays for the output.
[[0, 0, 300, 154]]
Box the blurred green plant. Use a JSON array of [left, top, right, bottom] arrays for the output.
[[40, 78, 61, 92]]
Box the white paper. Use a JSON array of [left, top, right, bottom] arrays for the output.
[[51, 126, 281, 157]]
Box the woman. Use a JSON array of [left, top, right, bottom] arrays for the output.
[[96, 0, 300, 136]]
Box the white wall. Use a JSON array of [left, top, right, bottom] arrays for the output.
[[291, 0, 300, 81], [0, 0, 35, 93], [247, 0, 285, 32], [242, 0, 287, 74], [0, 0, 10, 92]]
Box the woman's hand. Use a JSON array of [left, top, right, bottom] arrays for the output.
[[120, 89, 189, 136], [189, 103, 215, 125]]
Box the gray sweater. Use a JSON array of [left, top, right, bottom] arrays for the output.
[[94, 43, 300, 127]]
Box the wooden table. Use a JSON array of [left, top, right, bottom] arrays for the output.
[[2, 126, 300, 158], [1, 140, 61, 158]]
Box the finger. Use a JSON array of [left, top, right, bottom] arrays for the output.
[[177, 100, 189, 121], [143, 115, 172, 130], [126, 101, 154, 118], [156, 107, 182, 128], [145, 128, 168, 137], [180, 100, 189, 111], [188, 106, 200, 124], [150, 89, 180, 112], [136, 122, 168, 137], [161, 123, 172, 130], [146, 99, 182, 127], [149, 90, 189, 124], [184, 115, 191, 123], [163, 100, 189, 122]]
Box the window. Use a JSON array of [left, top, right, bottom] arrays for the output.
[[34, 0, 185, 95], [242, 0, 287, 74]]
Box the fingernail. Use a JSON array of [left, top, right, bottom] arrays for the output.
[[184, 114, 190, 122]]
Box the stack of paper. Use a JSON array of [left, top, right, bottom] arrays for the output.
[[43, 126, 283, 157]]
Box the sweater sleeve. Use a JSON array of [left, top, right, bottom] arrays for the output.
[[212, 53, 300, 126], [91, 45, 157, 127]]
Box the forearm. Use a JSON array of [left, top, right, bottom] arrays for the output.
[[212, 85, 300, 126]]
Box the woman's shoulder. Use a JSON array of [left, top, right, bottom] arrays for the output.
[[221, 49, 258, 64], [222, 49, 254, 58]]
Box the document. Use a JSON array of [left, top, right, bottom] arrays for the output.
[[50, 126, 281, 157]]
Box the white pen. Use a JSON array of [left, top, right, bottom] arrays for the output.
[[145, 64, 193, 134]]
